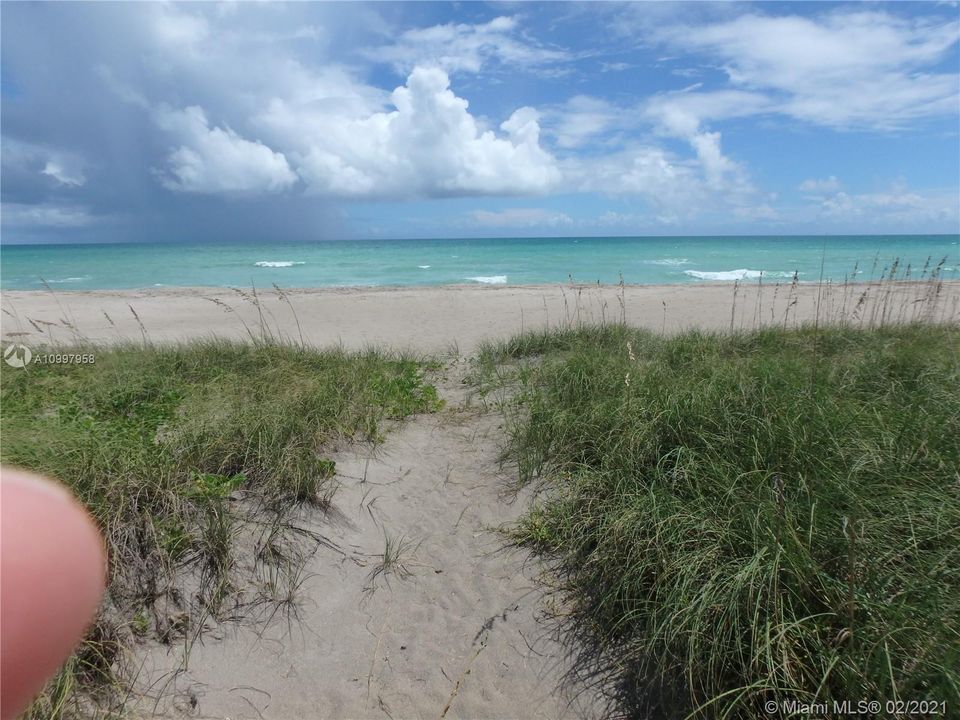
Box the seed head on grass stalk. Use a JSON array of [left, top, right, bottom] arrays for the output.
[[730, 279, 739, 333], [127, 304, 147, 344], [272, 283, 305, 347], [618, 272, 626, 324]]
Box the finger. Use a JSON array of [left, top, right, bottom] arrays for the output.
[[1, 467, 106, 720]]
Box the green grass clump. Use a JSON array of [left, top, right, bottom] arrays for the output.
[[478, 323, 960, 718], [1, 339, 441, 717]]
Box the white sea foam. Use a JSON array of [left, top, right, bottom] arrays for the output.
[[255, 261, 305, 268], [646, 258, 690, 266], [46, 276, 91, 283], [418, 265, 431, 269], [467, 275, 507, 284], [684, 269, 796, 281]]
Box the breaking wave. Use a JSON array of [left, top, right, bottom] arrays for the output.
[[684, 269, 797, 281], [646, 258, 690, 266], [45, 276, 91, 283]]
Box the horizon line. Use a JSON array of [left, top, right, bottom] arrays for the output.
[[3, 231, 959, 249]]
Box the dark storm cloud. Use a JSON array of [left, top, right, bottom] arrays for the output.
[[1, 2, 580, 243], [0, 2, 354, 243]]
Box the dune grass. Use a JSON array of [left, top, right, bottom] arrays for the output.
[[1, 339, 442, 718], [476, 323, 960, 718]]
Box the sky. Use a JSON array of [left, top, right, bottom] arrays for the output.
[[1, 1, 958, 244]]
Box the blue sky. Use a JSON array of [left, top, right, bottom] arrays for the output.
[[1, 1, 958, 243]]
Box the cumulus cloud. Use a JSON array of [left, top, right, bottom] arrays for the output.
[[657, 10, 959, 129], [259, 66, 560, 198], [155, 106, 298, 194], [368, 16, 569, 74], [469, 208, 572, 228]]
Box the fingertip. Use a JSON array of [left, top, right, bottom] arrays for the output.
[[1, 467, 106, 720]]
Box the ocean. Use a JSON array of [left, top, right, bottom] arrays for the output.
[[1, 235, 957, 290]]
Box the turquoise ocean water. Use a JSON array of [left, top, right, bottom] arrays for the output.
[[1, 236, 957, 290]]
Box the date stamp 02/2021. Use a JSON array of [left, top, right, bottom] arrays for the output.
[[765, 699, 948, 717]]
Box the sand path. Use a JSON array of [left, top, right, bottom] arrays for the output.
[[129, 362, 604, 720]]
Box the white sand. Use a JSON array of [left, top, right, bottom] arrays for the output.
[[3, 281, 957, 353], [129, 368, 606, 719]]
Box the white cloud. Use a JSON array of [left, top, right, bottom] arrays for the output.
[[469, 208, 572, 228], [799, 176, 841, 193], [105, 6, 771, 215], [368, 16, 569, 74], [2, 139, 89, 188], [572, 147, 704, 224], [658, 10, 959, 129], [573, 134, 770, 225], [733, 204, 779, 221], [688, 131, 741, 190], [84, 3, 953, 232], [41, 160, 86, 187], [1, 202, 94, 227], [600, 61, 632, 72], [812, 182, 959, 227], [111, 11, 561, 201], [548, 95, 621, 149], [150, 4, 209, 51], [155, 106, 298, 194], [135, 5, 389, 121], [645, 89, 773, 134], [641, 92, 758, 201], [258, 66, 560, 199]]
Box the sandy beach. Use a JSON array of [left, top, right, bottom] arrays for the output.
[[4, 281, 957, 353]]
